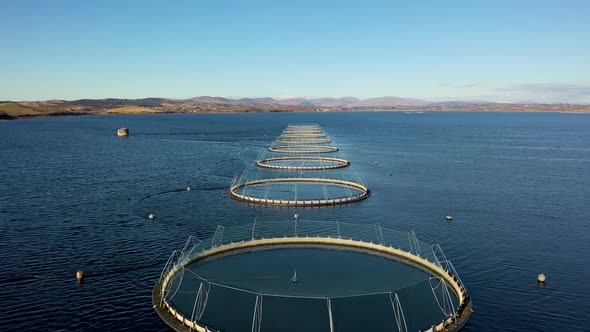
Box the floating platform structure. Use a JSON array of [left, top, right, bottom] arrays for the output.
[[229, 177, 369, 207], [280, 133, 328, 138], [152, 124, 472, 331], [275, 138, 333, 144], [282, 125, 323, 133], [268, 145, 339, 154], [229, 125, 368, 207], [153, 218, 472, 332], [256, 156, 350, 171]]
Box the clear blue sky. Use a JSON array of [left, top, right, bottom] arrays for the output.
[[1, 0, 589, 103]]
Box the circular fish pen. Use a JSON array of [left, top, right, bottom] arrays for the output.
[[284, 125, 322, 130], [269, 145, 339, 154], [282, 130, 324, 136], [276, 138, 332, 144], [280, 133, 328, 138], [282, 128, 324, 135], [153, 219, 472, 332], [228, 178, 369, 207], [256, 157, 350, 171]]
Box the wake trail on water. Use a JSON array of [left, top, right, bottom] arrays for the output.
[[3, 140, 263, 286], [1, 185, 235, 285], [133, 185, 227, 236]]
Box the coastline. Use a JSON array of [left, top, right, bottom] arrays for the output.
[[2, 107, 590, 121], [3, 98, 589, 121]]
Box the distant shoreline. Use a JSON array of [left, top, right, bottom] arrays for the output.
[[3, 108, 590, 122], [2, 97, 590, 121]]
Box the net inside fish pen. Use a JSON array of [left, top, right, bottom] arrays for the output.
[[154, 218, 471, 332], [229, 125, 368, 207]]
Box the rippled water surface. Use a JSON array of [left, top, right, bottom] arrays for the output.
[[1, 112, 589, 331]]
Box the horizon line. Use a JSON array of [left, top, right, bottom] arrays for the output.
[[2, 95, 588, 105]]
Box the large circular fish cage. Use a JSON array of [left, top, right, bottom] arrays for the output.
[[282, 130, 324, 135], [256, 156, 350, 171], [280, 133, 328, 138], [284, 125, 322, 130], [276, 138, 332, 144], [228, 178, 370, 207], [153, 220, 472, 332], [269, 145, 339, 154], [282, 128, 323, 134]]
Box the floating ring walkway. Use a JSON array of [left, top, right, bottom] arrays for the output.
[[284, 125, 321, 130], [276, 138, 332, 144], [283, 129, 323, 134], [269, 145, 339, 154], [228, 177, 369, 206], [282, 131, 324, 136], [153, 219, 472, 332], [256, 156, 350, 170], [153, 124, 472, 332], [280, 133, 328, 138]]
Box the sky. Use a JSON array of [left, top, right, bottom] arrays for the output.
[[1, 0, 589, 103]]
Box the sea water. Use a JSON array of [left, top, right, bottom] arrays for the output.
[[0, 111, 589, 331]]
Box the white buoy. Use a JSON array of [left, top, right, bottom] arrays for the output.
[[446, 215, 453, 221], [537, 273, 546, 283], [148, 213, 155, 220], [76, 271, 84, 283], [374, 161, 378, 165], [293, 214, 299, 220], [187, 186, 191, 191]]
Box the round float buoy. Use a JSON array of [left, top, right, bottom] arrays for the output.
[[446, 215, 453, 221], [537, 273, 546, 283], [293, 214, 299, 220], [148, 213, 155, 220], [186, 187, 191, 192], [76, 271, 84, 283], [374, 161, 378, 165]]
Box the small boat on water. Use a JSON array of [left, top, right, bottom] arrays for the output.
[[117, 127, 129, 137]]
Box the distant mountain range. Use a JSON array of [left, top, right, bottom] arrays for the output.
[[1, 96, 589, 120], [190, 96, 435, 107]]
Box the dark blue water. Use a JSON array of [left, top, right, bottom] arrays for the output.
[[1, 112, 589, 331], [184, 248, 430, 297], [170, 247, 450, 332]]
